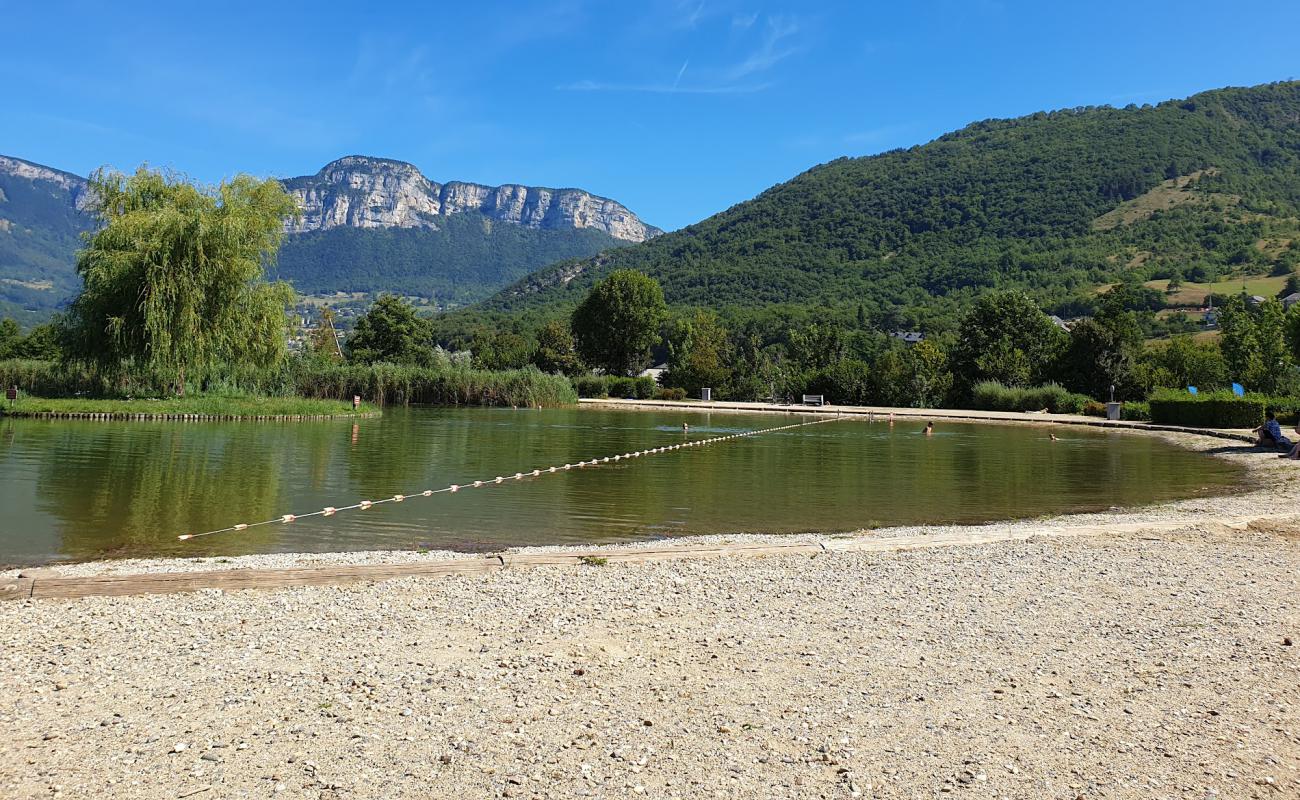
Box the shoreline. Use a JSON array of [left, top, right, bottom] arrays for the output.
[[6, 420, 1290, 585]]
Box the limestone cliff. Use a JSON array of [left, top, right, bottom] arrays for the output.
[[282, 156, 661, 242]]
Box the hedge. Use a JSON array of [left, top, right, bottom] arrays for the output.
[[1147, 390, 1265, 428], [573, 375, 656, 399]]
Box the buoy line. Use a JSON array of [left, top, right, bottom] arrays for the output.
[[179, 415, 843, 542]]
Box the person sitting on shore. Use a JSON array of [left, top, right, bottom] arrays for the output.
[[1254, 412, 1290, 450], [1280, 424, 1300, 459]]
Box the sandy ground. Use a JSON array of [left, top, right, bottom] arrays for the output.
[[0, 524, 1296, 799], [0, 427, 1297, 799]]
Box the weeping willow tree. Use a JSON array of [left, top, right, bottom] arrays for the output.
[[63, 167, 298, 392]]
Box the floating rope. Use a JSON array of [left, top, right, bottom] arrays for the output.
[[179, 414, 842, 541]]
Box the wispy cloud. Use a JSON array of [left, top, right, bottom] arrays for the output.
[[558, 10, 802, 96], [723, 15, 801, 80]]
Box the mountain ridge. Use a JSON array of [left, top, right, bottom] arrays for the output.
[[478, 81, 1300, 331], [0, 154, 660, 317]]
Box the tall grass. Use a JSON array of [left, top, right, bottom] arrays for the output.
[[291, 362, 577, 407], [970, 381, 1092, 414], [0, 358, 578, 408]]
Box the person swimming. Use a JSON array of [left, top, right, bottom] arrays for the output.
[[682, 422, 689, 433], [923, 421, 934, 436], [1050, 433, 1059, 441]]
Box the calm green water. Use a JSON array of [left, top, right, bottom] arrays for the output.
[[0, 407, 1242, 565]]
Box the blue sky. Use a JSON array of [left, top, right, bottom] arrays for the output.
[[2, 1, 1297, 231]]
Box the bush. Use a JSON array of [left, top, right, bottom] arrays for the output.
[[1250, 395, 1300, 425], [1122, 401, 1151, 421], [1147, 389, 1264, 428], [1081, 400, 1107, 418], [656, 387, 687, 401], [571, 374, 656, 400], [970, 381, 1092, 414], [573, 375, 609, 398]]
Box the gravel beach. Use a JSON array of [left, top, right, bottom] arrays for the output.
[[1, 429, 1297, 799]]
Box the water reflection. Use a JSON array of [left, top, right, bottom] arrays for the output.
[[0, 409, 1243, 565]]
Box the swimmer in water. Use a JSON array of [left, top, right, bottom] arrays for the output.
[[1050, 433, 1059, 441], [923, 421, 934, 436], [683, 422, 690, 433]]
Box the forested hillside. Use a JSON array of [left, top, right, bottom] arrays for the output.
[[273, 213, 631, 305], [481, 82, 1300, 332]]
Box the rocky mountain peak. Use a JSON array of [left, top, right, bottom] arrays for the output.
[[281, 157, 661, 242]]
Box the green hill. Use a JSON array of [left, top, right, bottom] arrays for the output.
[[481, 82, 1300, 331], [271, 213, 632, 306]]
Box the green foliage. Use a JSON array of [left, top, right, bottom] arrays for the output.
[[1217, 295, 1294, 393], [61, 167, 296, 388], [656, 387, 687, 400], [273, 215, 629, 305], [571, 270, 667, 376], [474, 330, 533, 371], [345, 295, 434, 366], [1056, 310, 1144, 400], [1148, 389, 1266, 428], [572, 374, 656, 399], [806, 359, 874, 405], [531, 320, 583, 376], [0, 319, 60, 360], [1141, 335, 1230, 391], [293, 361, 576, 407], [1122, 401, 1151, 421], [970, 381, 1092, 414], [953, 292, 1066, 389], [662, 310, 733, 396], [484, 82, 1300, 334]]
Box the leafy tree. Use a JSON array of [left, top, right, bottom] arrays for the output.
[[0, 318, 20, 358], [531, 320, 583, 375], [1279, 272, 1300, 297], [1056, 317, 1143, 399], [570, 270, 667, 375], [61, 167, 296, 391], [346, 295, 434, 365], [662, 310, 733, 396], [9, 323, 62, 360], [1217, 295, 1294, 393], [903, 339, 953, 408], [1142, 335, 1228, 390], [475, 331, 533, 370], [952, 292, 1066, 391], [786, 323, 847, 372]]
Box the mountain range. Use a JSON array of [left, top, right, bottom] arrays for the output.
[[0, 155, 661, 320], [479, 81, 1300, 333]]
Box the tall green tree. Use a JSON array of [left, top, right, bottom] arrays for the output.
[[570, 270, 667, 376], [62, 167, 296, 391], [1218, 296, 1294, 393], [0, 318, 20, 359], [951, 291, 1067, 391], [531, 320, 583, 376], [662, 310, 733, 396], [346, 295, 434, 365]]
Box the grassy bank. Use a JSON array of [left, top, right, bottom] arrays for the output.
[[0, 395, 378, 419]]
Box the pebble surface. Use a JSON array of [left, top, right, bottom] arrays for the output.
[[1, 523, 1297, 798]]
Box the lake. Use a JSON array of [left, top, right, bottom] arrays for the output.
[[0, 406, 1243, 565]]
